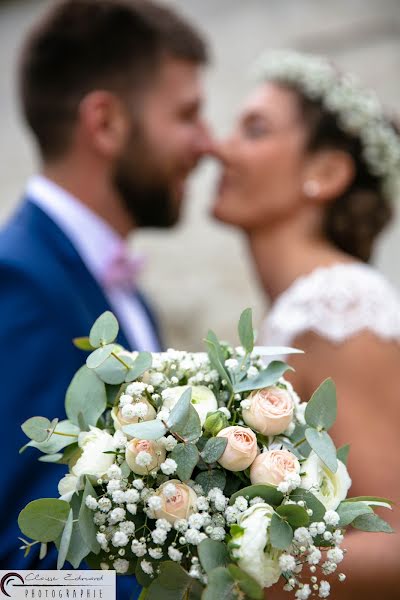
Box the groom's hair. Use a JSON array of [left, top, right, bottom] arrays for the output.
[[19, 0, 208, 160]]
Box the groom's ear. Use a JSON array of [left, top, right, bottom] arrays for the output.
[[304, 149, 355, 204]]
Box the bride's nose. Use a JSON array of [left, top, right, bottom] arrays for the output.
[[211, 138, 232, 164]]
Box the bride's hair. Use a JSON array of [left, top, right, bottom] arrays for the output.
[[295, 88, 394, 262]]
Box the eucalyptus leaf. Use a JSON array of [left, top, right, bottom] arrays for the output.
[[201, 437, 228, 464], [233, 361, 293, 393], [305, 428, 338, 473], [227, 564, 263, 600], [94, 353, 131, 385], [270, 513, 293, 550], [39, 543, 47, 560], [147, 561, 202, 600], [57, 508, 73, 569], [65, 366, 107, 427], [336, 501, 373, 527], [79, 478, 101, 554], [86, 344, 115, 369], [352, 513, 394, 533], [27, 420, 80, 454], [167, 388, 192, 431], [198, 539, 229, 574], [229, 484, 283, 507], [63, 493, 91, 568], [305, 378, 337, 431], [38, 453, 63, 463], [276, 504, 310, 527], [125, 352, 152, 382], [204, 334, 233, 392], [21, 416, 51, 443], [170, 443, 199, 481], [289, 489, 326, 522], [170, 404, 202, 443], [337, 443, 350, 466], [195, 469, 226, 495], [344, 496, 393, 509], [122, 419, 167, 440], [202, 567, 236, 600], [73, 337, 95, 351], [238, 308, 254, 354], [89, 311, 119, 347], [18, 499, 70, 543]]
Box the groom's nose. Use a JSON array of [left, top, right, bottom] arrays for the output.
[[194, 122, 217, 157]]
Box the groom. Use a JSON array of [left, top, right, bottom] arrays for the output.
[[0, 0, 212, 581]]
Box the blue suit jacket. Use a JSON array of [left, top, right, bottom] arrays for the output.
[[0, 200, 161, 597]]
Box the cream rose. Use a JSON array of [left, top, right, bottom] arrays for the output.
[[242, 386, 294, 435], [72, 426, 115, 479], [125, 439, 166, 475], [161, 385, 218, 425], [250, 449, 300, 486], [217, 426, 258, 471], [299, 451, 352, 511], [231, 503, 282, 588], [111, 399, 156, 436], [153, 480, 198, 524]]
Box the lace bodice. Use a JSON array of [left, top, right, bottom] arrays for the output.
[[258, 263, 400, 350]]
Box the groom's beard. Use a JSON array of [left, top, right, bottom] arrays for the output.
[[113, 127, 180, 228]]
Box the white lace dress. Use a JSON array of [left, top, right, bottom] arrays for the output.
[[258, 263, 400, 355]]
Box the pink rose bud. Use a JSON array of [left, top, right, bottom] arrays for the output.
[[242, 386, 294, 435], [154, 480, 198, 524], [250, 449, 300, 486], [125, 438, 166, 475], [217, 426, 258, 471]]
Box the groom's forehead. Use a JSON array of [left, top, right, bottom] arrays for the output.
[[146, 56, 204, 106]]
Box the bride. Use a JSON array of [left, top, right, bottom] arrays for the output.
[[213, 51, 400, 598]]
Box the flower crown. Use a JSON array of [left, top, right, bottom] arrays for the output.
[[253, 50, 400, 202]]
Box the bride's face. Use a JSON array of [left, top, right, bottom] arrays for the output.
[[213, 82, 309, 230]]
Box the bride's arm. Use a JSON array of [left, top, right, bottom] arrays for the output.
[[275, 330, 400, 599]]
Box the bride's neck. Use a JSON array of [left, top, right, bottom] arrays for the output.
[[247, 215, 352, 302]]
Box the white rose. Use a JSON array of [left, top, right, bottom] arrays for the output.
[[58, 473, 82, 502], [161, 386, 217, 425], [231, 503, 282, 588], [299, 451, 352, 511], [72, 426, 115, 479]]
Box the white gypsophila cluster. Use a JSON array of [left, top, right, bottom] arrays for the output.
[[253, 50, 400, 202]]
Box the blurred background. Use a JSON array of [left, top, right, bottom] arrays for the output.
[[1, 0, 400, 349]]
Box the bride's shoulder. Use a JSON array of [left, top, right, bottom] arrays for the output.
[[260, 262, 400, 346]]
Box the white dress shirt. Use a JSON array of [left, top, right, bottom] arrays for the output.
[[26, 174, 160, 352]]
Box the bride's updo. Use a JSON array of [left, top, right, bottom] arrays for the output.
[[255, 51, 400, 262]]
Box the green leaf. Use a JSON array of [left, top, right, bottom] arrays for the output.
[[305, 428, 338, 473], [238, 308, 254, 354], [289, 489, 326, 522], [94, 353, 131, 385], [202, 567, 236, 600], [336, 501, 373, 527], [205, 333, 233, 392], [167, 388, 192, 431], [170, 443, 199, 481], [227, 564, 263, 599], [337, 443, 350, 466], [270, 513, 293, 550], [38, 453, 63, 463], [57, 508, 73, 569], [125, 352, 153, 382], [305, 378, 337, 431], [344, 496, 393, 509], [276, 504, 310, 527], [21, 416, 51, 443], [171, 404, 202, 443], [352, 513, 394, 533], [65, 366, 107, 427], [73, 337, 95, 351], [135, 558, 155, 588], [198, 539, 229, 574], [86, 344, 115, 369], [229, 484, 284, 507], [147, 561, 203, 600], [233, 361, 293, 393], [122, 419, 167, 440], [201, 437, 228, 464], [18, 499, 70, 543], [27, 420, 80, 454], [63, 493, 91, 568], [89, 311, 119, 347], [79, 478, 101, 554], [195, 469, 226, 495], [39, 543, 47, 560]]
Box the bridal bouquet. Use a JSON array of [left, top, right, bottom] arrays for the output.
[[18, 310, 393, 599]]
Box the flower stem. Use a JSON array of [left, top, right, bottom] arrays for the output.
[[111, 351, 130, 370]]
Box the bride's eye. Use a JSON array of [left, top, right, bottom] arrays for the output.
[[242, 116, 269, 138]]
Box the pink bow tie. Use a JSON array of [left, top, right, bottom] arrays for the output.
[[102, 243, 146, 290]]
